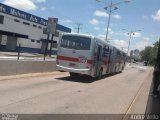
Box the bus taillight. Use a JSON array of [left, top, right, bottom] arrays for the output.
[[87, 60, 93, 65]]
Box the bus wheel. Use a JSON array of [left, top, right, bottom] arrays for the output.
[[70, 72, 79, 77], [98, 69, 103, 80]]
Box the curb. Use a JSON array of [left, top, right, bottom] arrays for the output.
[[0, 71, 66, 82]]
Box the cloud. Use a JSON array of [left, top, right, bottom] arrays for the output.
[[111, 39, 128, 50], [97, 34, 106, 40], [94, 10, 108, 18], [143, 37, 150, 41], [2, 0, 46, 11], [89, 18, 99, 26], [152, 9, 160, 22], [40, 6, 46, 11], [134, 37, 150, 50], [59, 19, 73, 23], [36, 0, 46, 2], [94, 10, 121, 20], [134, 41, 150, 50], [97, 34, 112, 41], [94, 27, 100, 30], [133, 32, 142, 37], [142, 15, 148, 19], [113, 14, 122, 19], [104, 28, 114, 34]]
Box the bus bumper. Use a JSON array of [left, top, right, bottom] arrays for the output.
[[56, 65, 91, 75]]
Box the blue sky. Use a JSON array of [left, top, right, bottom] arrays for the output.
[[0, 0, 160, 52]]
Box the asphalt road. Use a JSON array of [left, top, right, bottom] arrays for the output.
[[0, 65, 151, 115]]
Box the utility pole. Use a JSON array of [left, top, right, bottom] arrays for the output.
[[96, 0, 130, 42], [105, 1, 112, 42], [122, 29, 141, 56], [75, 23, 83, 33]]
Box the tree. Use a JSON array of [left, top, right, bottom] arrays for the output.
[[140, 46, 152, 61], [155, 39, 160, 67], [140, 40, 160, 65]]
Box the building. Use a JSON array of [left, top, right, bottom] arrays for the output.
[[133, 49, 140, 57], [0, 3, 71, 54]]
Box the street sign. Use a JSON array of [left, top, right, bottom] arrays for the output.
[[46, 17, 58, 34]]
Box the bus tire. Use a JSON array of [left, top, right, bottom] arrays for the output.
[[114, 67, 117, 73], [70, 72, 79, 77], [98, 69, 103, 80]]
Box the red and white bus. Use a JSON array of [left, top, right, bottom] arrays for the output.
[[56, 33, 126, 79]]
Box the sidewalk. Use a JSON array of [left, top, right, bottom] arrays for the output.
[[0, 51, 43, 57], [123, 68, 160, 120], [0, 51, 56, 60], [145, 82, 160, 114]]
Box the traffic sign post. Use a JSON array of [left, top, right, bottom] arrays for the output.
[[46, 17, 58, 35], [44, 17, 58, 60]]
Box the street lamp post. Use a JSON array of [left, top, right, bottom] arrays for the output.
[[127, 32, 133, 56], [123, 29, 141, 56], [105, 1, 112, 43], [96, 0, 130, 42]]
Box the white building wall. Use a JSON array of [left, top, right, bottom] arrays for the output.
[[0, 3, 71, 53], [0, 12, 49, 51], [17, 38, 40, 49], [0, 12, 64, 49], [1, 13, 47, 40]]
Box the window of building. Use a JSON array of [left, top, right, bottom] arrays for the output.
[[55, 31, 59, 37], [37, 40, 40, 43], [31, 39, 35, 42], [14, 19, 20, 23], [33, 24, 37, 27], [52, 43, 57, 48], [0, 15, 4, 24], [43, 28, 47, 34], [38, 26, 42, 29], [23, 22, 30, 25]]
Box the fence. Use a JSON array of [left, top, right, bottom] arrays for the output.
[[0, 44, 57, 61]]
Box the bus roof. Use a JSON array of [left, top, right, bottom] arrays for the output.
[[62, 33, 94, 38]]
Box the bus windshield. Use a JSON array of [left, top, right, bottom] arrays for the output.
[[60, 35, 91, 50]]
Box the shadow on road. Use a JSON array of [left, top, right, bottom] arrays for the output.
[[56, 72, 121, 83], [56, 76, 94, 83], [145, 82, 160, 114]]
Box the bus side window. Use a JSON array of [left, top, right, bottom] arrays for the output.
[[103, 46, 109, 57], [97, 45, 102, 61]]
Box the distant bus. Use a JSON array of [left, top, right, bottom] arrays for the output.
[[56, 33, 126, 79]]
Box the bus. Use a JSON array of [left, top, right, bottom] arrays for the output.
[[56, 33, 126, 79]]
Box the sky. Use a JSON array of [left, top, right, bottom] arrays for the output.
[[0, 0, 160, 53]]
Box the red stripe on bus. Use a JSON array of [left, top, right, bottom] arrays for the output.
[[57, 55, 79, 62], [87, 60, 93, 64], [57, 55, 93, 64]]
